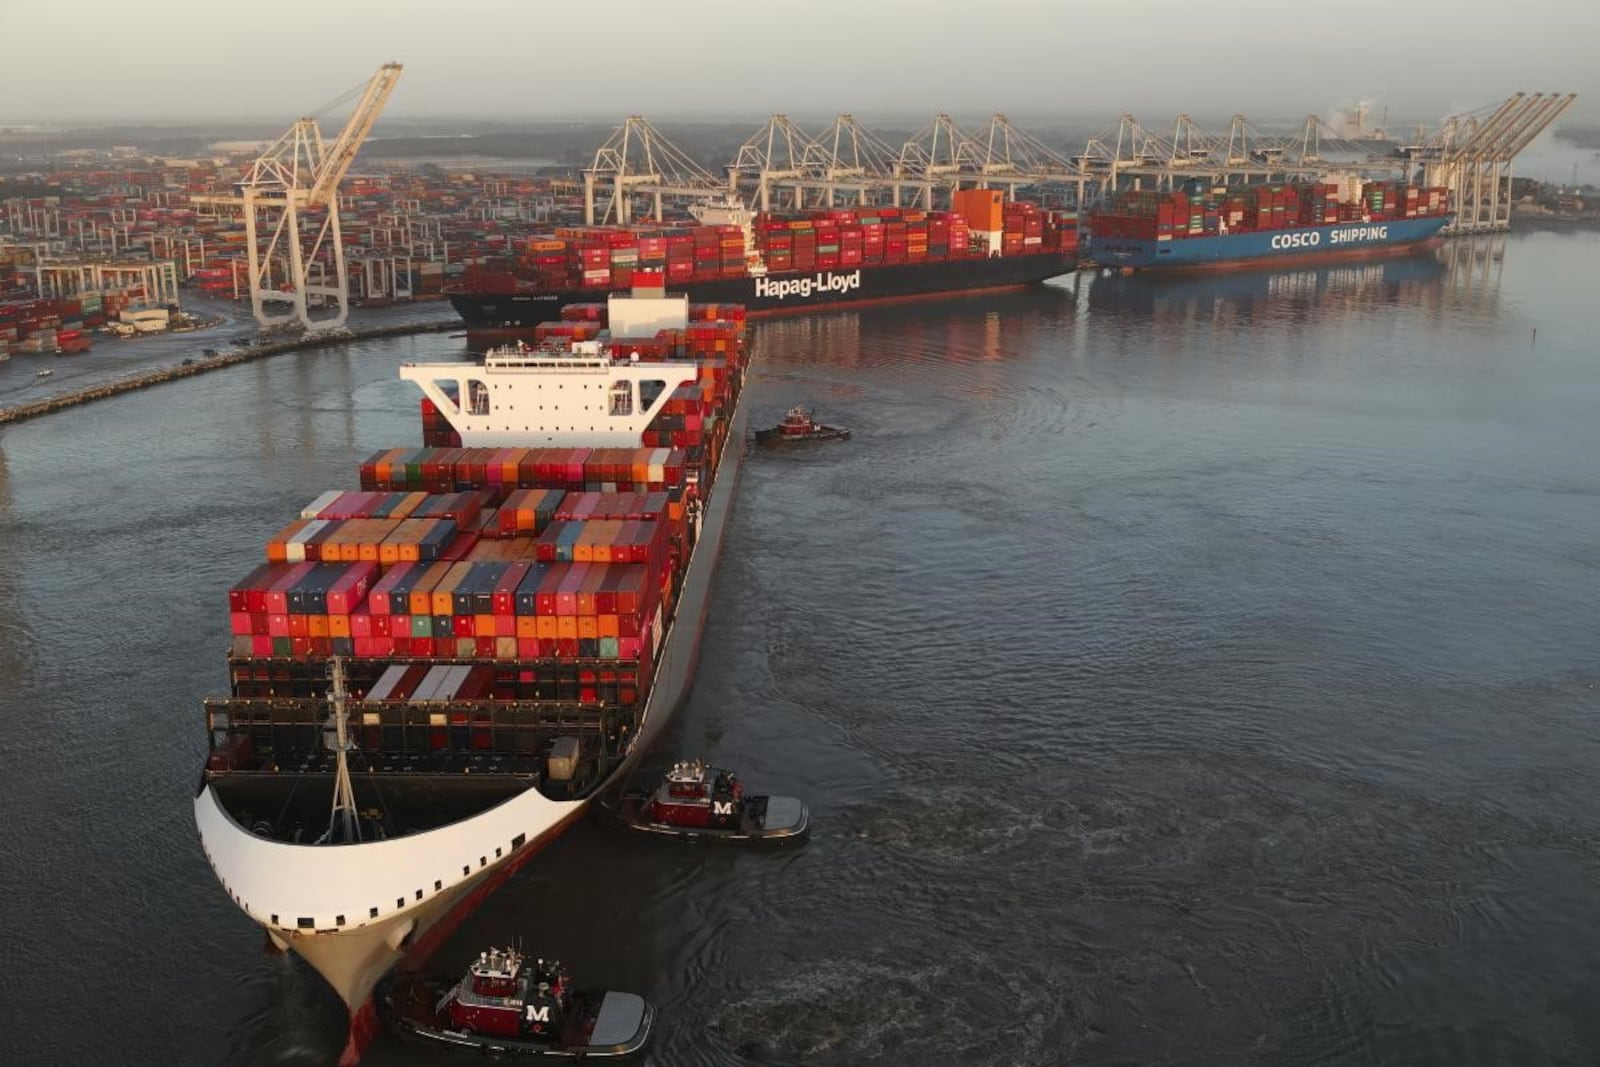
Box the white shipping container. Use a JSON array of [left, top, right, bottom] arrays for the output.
[[120, 307, 169, 327], [287, 518, 330, 563], [301, 490, 343, 519]]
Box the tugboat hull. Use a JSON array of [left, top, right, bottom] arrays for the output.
[[611, 792, 810, 841], [384, 973, 654, 1058], [754, 426, 850, 444]]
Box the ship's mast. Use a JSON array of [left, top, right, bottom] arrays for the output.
[[324, 656, 361, 844]]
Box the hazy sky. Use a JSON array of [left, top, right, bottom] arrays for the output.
[[2, 0, 1594, 126]]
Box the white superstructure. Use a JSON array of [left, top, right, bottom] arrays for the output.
[[399, 294, 699, 448]]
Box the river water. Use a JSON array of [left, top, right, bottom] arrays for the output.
[[2, 229, 1598, 1066]]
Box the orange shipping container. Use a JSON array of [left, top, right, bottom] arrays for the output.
[[337, 522, 362, 562], [408, 560, 453, 615], [952, 188, 1004, 232], [431, 562, 473, 617]]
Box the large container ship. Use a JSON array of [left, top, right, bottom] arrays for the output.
[[448, 190, 1077, 343], [1087, 179, 1452, 271], [193, 290, 749, 1065]]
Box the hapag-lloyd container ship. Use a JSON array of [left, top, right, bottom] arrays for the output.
[[1087, 178, 1453, 270], [448, 190, 1077, 343], [193, 291, 748, 1064]]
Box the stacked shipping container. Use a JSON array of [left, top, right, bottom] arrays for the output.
[[0, 296, 99, 353], [1092, 180, 1450, 241], [468, 200, 1077, 297], [213, 299, 748, 768], [1, 164, 603, 312]]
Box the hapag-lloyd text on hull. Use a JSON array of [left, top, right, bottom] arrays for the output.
[[753, 270, 862, 301]]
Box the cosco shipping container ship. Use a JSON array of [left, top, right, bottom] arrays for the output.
[[448, 190, 1077, 344], [1087, 178, 1453, 270], [194, 291, 749, 1064]]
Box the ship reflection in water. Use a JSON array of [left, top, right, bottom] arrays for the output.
[[751, 282, 1078, 369], [1086, 252, 1445, 323]]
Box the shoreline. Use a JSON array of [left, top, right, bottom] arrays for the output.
[[1508, 215, 1600, 232], [0, 317, 463, 427]]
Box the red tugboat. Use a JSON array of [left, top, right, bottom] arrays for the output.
[[612, 759, 809, 841], [754, 405, 850, 445], [382, 946, 653, 1058]]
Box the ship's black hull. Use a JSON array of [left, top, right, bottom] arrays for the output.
[[447, 252, 1076, 335]]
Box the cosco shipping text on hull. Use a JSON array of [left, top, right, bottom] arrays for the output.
[[1089, 216, 1452, 271], [449, 253, 1075, 330]]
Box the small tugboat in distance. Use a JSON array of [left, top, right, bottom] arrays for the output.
[[754, 405, 850, 444], [382, 945, 653, 1058], [610, 759, 809, 841]]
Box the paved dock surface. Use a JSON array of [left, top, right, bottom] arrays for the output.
[[0, 295, 462, 425]]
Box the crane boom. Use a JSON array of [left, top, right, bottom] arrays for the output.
[[309, 63, 404, 206]]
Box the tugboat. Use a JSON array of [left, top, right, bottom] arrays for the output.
[[754, 405, 850, 444], [611, 759, 809, 841], [382, 946, 653, 1058]]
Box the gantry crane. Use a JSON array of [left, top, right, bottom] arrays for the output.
[[196, 63, 403, 333], [724, 112, 1088, 213], [582, 116, 726, 225], [1074, 93, 1575, 231], [1076, 112, 1388, 202], [1402, 92, 1577, 233], [725, 114, 911, 211], [948, 114, 1087, 206]]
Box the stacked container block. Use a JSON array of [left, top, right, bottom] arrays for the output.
[[1092, 181, 1451, 241], [219, 299, 749, 740]]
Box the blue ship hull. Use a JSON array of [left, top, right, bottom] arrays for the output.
[[1088, 216, 1452, 270]]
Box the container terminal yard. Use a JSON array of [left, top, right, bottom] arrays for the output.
[[0, 69, 1576, 403]]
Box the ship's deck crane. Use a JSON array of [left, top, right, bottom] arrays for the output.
[[194, 63, 402, 334]]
